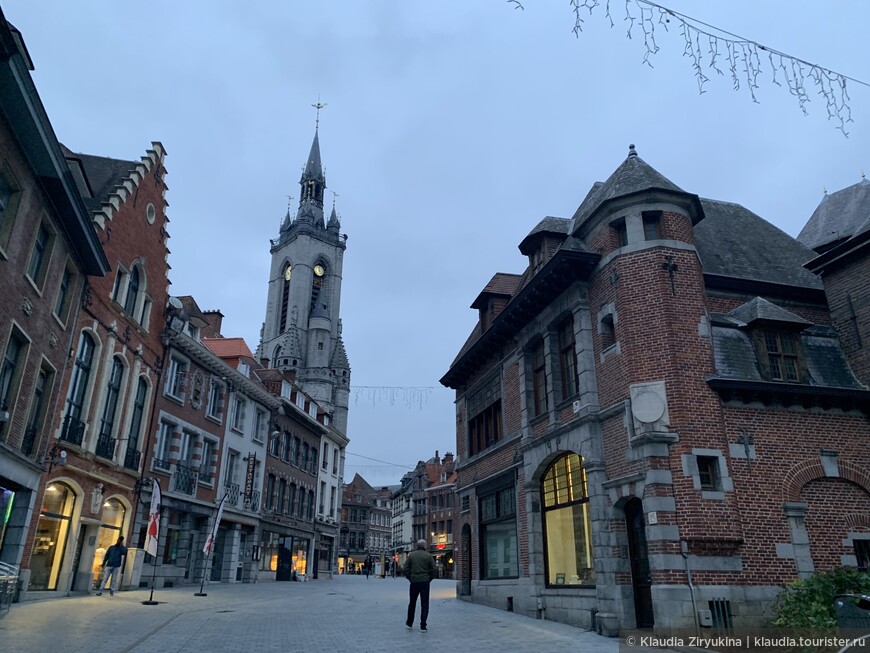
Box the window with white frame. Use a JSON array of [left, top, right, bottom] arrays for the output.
[[253, 409, 266, 443], [200, 439, 216, 483], [206, 379, 223, 420], [165, 356, 188, 400], [154, 421, 174, 470], [232, 396, 247, 432], [26, 222, 53, 290], [53, 264, 75, 325], [0, 329, 28, 441]]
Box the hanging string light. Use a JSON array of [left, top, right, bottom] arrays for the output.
[[349, 386, 442, 410], [510, 0, 868, 135]]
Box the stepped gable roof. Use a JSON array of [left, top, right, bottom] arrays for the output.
[[203, 337, 254, 359], [693, 198, 823, 290], [518, 216, 570, 254], [471, 273, 522, 309], [65, 143, 166, 229], [797, 178, 870, 252], [571, 145, 702, 230], [727, 297, 812, 327]]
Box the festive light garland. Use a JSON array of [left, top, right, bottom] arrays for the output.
[[510, 0, 867, 135], [349, 386, 440, 409]]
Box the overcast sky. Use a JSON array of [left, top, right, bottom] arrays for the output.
[[5, 1, 868, 485]]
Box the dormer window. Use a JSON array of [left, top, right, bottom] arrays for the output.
[[530, 248, 543, 272], [763, 330, 801, 382]]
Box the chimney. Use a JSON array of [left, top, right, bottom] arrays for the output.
[[434, 450, 440, 465], [201, 309, 224, 338]]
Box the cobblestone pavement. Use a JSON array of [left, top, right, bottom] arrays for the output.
[[0, 575, 624, 653]]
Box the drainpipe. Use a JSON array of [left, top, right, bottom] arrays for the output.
[[681, 539, 700, 636]]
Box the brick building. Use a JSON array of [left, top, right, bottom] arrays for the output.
[[441, 145, 870, 633], [20, 142, 167, 599], [0, 13, 109, 582]]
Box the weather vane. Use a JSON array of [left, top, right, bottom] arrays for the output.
[[332, 191, 339, 209], [312, 98, 327, 129]]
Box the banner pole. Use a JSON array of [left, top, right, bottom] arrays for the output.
[[142, 479, 161, 606]]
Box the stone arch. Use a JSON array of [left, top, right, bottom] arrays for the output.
[[783, 458, 870, 502]]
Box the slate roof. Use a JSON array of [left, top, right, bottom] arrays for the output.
[[797, 178, 870, 252], [471, 273, 522, 309], [518, 216, 570, 253], [727, 297, 811, 327], [694, 199, 823, 290], [63, 146, 138, 214], [709, 321, 862, 389], [571, 145, 696, 229]]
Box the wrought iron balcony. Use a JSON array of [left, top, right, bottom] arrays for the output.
[[20, 425, 38, 457], [245, 490, 260, 512], [173, 463, 197, 495], [60, 415, 85, 446], [223, 482, 240, 507], [95, 432, 116, 460], [153, 458, 171, 471], [198, 470, 212, 484], [124, 448, 141, 471]]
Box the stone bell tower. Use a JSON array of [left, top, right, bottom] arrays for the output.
[[256, 118, 350, 434]]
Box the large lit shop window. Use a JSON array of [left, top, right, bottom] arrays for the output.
[[542, 453, 595, 586], [479, 484, 518, 579], [29, 483, 77, 590], [92, 498, 126, 588]]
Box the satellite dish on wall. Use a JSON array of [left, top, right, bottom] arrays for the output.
[[168, 297, 183, 310], [631, 391, 665, 423]]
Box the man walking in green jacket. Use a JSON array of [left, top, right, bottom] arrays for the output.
[[403, 538, 438, 632]]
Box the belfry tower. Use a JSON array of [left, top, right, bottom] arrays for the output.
[[257, 119, 350, 434]]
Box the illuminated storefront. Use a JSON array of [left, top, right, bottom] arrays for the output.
[[28, 483, 76, 591], [91, 498, 126, 588]]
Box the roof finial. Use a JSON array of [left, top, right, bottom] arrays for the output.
[[628, 143, 637, 158], [312, 97, 327, 129], [823, 187, 828, 195], [862, 170, 866, 180], [332, 191, 339, 210], [287, 194, 294, 210]]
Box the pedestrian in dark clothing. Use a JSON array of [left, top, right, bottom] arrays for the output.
[[96, 535, 127, 596], [403, 539, 437, 632]]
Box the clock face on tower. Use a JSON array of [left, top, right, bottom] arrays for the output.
[[284, 266, 292, 281], [313, 264, 325, 277]]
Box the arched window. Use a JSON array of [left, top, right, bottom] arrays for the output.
[[96, 357, 125, 459], [272, 345, 282, 368], [542, 453, 595, 586], [92, 498, 126, 587], [62, 332, 95, 445], [124, 377, 148, 470], [124, 266, 140, 315], [29, 482, 77, 591]]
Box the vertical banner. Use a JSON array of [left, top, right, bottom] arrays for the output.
[[203, 494, 227, 554], [144, 479, 161, 556], [244, 452, 256, 506]]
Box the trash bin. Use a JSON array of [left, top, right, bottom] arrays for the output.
[[834, 594, 870, 629]]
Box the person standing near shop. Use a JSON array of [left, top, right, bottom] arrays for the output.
[[96, 535, 127, 596], [403, 539, 437, 633]]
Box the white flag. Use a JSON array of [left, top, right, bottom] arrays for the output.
[[144, 479, 161, 556], [203, 494, 227, 554]]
